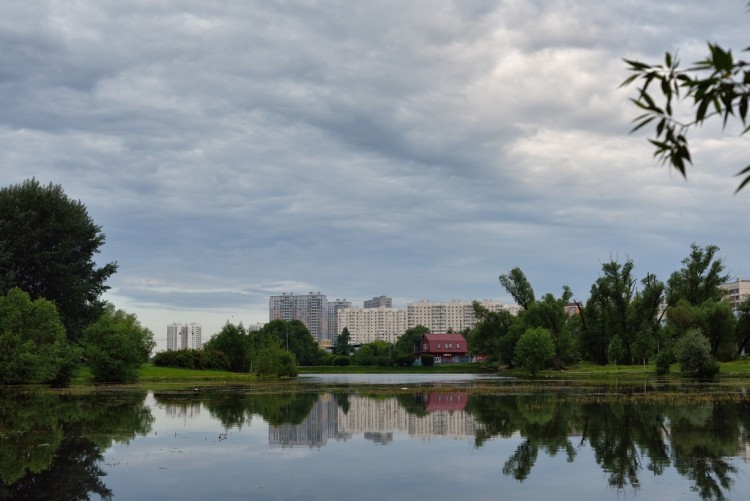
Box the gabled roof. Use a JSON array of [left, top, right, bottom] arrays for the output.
[[422, 333, 466, 343]]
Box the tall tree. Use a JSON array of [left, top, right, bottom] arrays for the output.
[[335, 327, 352, 356], [253, 319, 325, 366], [0, 179, 117, 341], [499, 268, 536, 310], [622, 10, 750, 192], [668, 243, 730, 307]]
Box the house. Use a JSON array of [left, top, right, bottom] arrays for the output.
[[416, 333, 468, 364]]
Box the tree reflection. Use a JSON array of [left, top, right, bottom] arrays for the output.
[[466, 391, 747, 500], [0, 389, 152, 500]]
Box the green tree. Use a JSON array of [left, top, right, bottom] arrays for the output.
[[83, 304, 155, 383], [735, 297, 750, 356], [674, 328, 720, 378], [622, 18, 750, 192], [467, 301, 514, 363], [204, 322, 250, 372], [668, 244, 730, 307], [0, 179, 118, 341], [499, 267, 536, 310], [0, 288, 80, 385], [514, 327, 555, 376], [608, 335, 625, 366], [334, 327, 352, 356], [254, 340, 298, 377], [394, 324, 430, 358], [253, 319, 326, 366]]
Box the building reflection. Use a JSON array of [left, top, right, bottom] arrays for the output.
[[269, 393, 476, 448]]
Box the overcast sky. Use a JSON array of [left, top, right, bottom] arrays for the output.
[[2, 0, 749, 350]]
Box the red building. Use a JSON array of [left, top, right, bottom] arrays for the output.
[[416, 333, 468, 364]]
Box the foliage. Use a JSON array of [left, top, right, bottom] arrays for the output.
[[334, 327, 352, 356], [203, 322, 250, 372], [393, 325, 429, 357], [420, 354, 435, 366], [675, 328, 720, 378], [0, 287, 81, 385], [350, 340, 391, 366], [83, 304, 155, 383], [252, 319, 327, 366], [394, 354, 415, 367], [331, 355, 351, 366], [607, 336, 625, 365], [735, 297, 750, 356], [0, 179, 118, 341], [152, 348, 229, 371], [254, 340, 297, 377], [499, 267, 536, 310], [622, 32, 750, 192], [667, 244, 730, 307], [467, 301, 514, 363], [514, 327, 555, 376], [655, 350, 672, 376]]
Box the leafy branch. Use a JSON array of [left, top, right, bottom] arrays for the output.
[[622, 42, 750, 192]]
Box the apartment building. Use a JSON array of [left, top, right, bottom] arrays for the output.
[[166, 322, 202, 350], [364, 295, 392, 309], [337, 306, 408, 345], [407, 299, 520, 333], [327, 298, 352, 340], [719, 279, 750, 310], [269, 292, 328, 342]]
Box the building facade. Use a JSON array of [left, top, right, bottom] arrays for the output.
[[407, 299, 520, 333], [364, 295, 392, 309], [719, 279, 750, 310], [166, 322, 202, 350], [327, 299, 352, 340], [269, 292, 328, 342], [337, 306, 408, 345]]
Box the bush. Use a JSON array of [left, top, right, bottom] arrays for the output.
[[331, 355, 351, 366], [655, 350, 672, 376], [254, 342, 298, 377], [515, 327, 555, 376], [420, 354, 435, 366], [675, 328, 720, 378], [394, 354, 415, 367]]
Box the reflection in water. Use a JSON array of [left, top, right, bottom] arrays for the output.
[[0, 389, 153, 500], [1, 387, 749, 500]]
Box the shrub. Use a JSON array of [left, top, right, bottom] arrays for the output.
[[655, 350, 672, 376], [254, 342, 298, 377], [420, 354, 435, 366], [675, 328, 720, 378], [515, 327, 555, 376], [394, 354, 415, 367], [331, 355, 351, 366]]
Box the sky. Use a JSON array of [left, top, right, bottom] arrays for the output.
[[1, 0, 749, 350]]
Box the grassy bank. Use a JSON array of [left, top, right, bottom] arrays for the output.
[[65, 359, 750, 388]]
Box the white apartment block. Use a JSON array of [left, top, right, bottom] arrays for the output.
[[337, 307, 408, 345], [327, 299, 352, 340], [719, 279, 750, 310], [166, 322, 202, 350], [407, 299, 520, 334], [269, 292, 328, 342]]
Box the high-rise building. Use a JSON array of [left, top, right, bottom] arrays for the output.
[[407, 299, 520, 333], [328, 299, 352, 340], [364, 295, 392, 309], [337, 307, 407, 345], [269, 292, 328, 342], [166, 322, 202, 350]]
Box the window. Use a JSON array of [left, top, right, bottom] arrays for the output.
[[456, 343, 460, 349], [437, 343, 441, 349]]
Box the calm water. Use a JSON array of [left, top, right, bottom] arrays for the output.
[[1, 376, 749, 500]]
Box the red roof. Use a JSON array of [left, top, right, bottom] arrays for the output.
[[424, 392, 468, 412], [419, 333, 467, 355]]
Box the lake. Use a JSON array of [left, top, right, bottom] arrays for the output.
[[1, 374, 749, 500]]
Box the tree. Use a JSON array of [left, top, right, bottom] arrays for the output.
[[253, 320, 326, 366], [467, 301, 514, 363], [203, 322, 250, 372], [622, 19, 750, 192], [0, 179, 118, 341], [254, 340, 298, 377], [83, 304, 155, 383], [0, 287, 80, 385], [675, 328, 720, 378], [334, 327, 352, 356], [608, 335, 625, 366], [394, 325, 430, 358], [514, 327, 555, 376], [668, 244, 730, 307], [499, 267, 536, 310]]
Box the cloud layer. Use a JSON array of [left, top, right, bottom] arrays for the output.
[[2, 0, 749, 347]]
